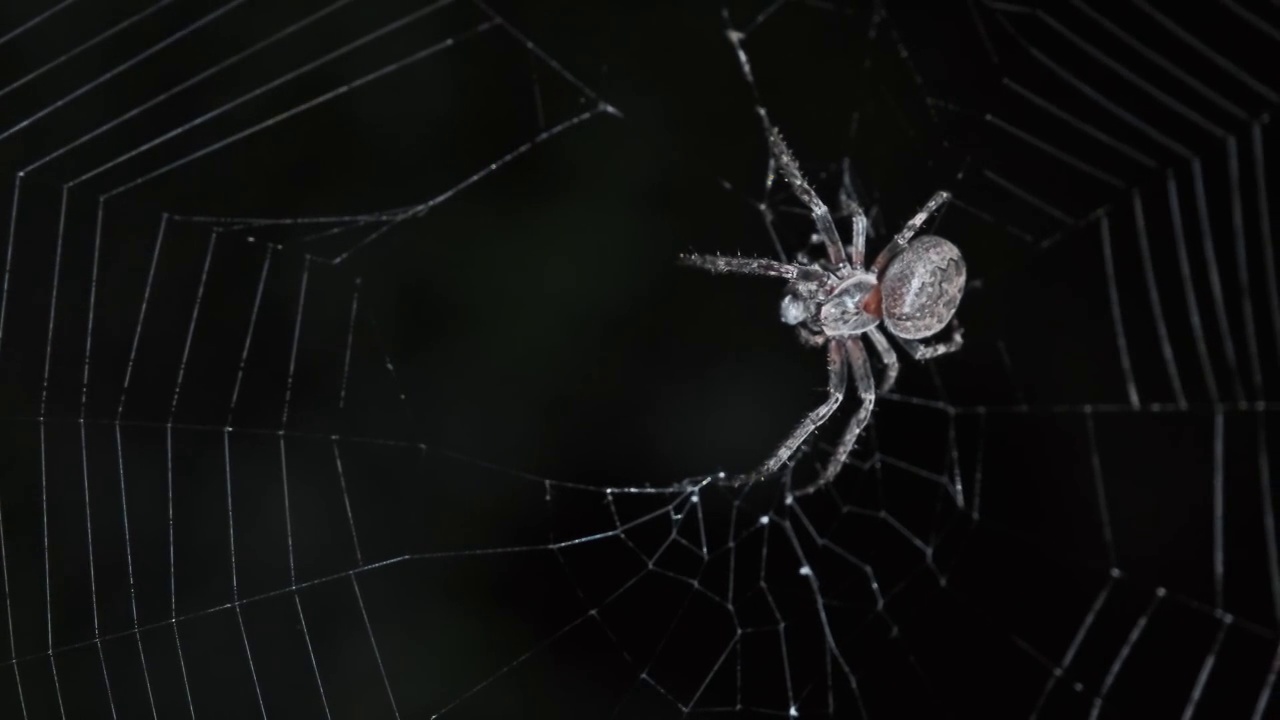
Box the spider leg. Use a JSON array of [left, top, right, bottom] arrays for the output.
[[798, 338, 877, 495], [837, 158, 868, 269], [722, 21, 848, 268], [898, 322, 965, 360], [865, 327, 900, 393], [871, 190, 951, 273], [764, 126, 848, 267], [747, 341, 847, 481], [678, 254, 817, 281]]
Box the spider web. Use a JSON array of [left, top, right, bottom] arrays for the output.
[[0, 0, 1277, 718]]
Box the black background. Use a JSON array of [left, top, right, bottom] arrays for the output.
[[0, 0, 1277, 717]]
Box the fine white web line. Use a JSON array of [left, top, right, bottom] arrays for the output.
[[0, 0, 1276, 718], [690, 0, 1280, 715], [0, 0, 616, 716], [943, 0, 1278, 716]]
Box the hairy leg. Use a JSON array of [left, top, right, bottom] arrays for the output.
[[678, 254, 810, 281], [722, 19, 848, 268], [898, 323, 964, 360], [865, 327, 900, 392], [747, 341, 848, 481], [871, 190, 951, 273], [799, 338, 876, 495], [837, 158, 868, 269]]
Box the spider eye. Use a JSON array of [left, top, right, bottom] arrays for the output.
[[780, 293, 806, 325]]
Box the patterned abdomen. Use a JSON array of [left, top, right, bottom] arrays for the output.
[[879, 235, 965, 340]]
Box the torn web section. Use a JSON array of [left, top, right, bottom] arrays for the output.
[[532, 2, 1010, 715]]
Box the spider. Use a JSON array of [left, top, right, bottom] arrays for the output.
[[680, 126, 965, 496]]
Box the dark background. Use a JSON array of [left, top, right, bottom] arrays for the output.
[[0, 0, 1276, 717]]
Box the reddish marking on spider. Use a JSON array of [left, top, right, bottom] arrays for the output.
[[862, 285, 883, 318]]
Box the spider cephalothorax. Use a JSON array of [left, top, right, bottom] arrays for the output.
[[680, 126, 965, 495]]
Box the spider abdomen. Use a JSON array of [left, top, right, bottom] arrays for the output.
[[879, 235, 965, 339]]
